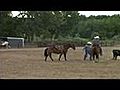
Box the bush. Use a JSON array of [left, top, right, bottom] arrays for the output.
[[102, 40, 114, 46], [36, 37, 89, 47], [112, 35, 120, 40]]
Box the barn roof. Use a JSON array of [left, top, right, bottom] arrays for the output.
[[7, 37, 24, 40], [0, 37, 24, 40]]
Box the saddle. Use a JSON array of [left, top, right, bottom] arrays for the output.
[[54, 45, 63, 51]]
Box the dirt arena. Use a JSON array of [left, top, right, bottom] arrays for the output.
[[1, 47, 120, 79]]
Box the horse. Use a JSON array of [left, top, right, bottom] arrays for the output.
[[92, 45, 101, 62], [112, 49, 120, 60], [44, 43, 76, 61]]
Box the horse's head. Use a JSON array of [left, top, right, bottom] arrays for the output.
[[69, 43, 76, 50]]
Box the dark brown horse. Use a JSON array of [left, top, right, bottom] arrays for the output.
[[44, 43, 76, 61], [92, 45, 101, 62]]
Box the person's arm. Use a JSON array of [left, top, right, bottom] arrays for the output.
[[99, 40, 102, 46], [83, 45, 87, 51]]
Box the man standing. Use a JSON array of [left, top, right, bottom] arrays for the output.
[[83, 42, 92, 60]]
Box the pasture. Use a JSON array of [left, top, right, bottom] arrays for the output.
[[1, 47, 120, 79]]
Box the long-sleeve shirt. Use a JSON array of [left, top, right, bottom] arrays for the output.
[[83, 45, 92, 54], [92, 39, 101, 46]]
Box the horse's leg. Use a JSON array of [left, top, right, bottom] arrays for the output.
[[112, 54, 115, 60], [96, 54, 99, 59], [96, 54, 99, 62], [44, 48, 48, 61], [100, 47, 102, 56], [58, 54, 62, 61], [64, 53, 67, 61], [115, 55, 117, 60], [45, 55, 48, 61], [92, 54, 95, 62], [49, 53, 54, 61], [92, 54, 96, 63]]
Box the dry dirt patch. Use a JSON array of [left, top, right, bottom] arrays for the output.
[[1, 47, 120, 79]]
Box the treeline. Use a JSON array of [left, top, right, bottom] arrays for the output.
[[0, 11, 120, 46]]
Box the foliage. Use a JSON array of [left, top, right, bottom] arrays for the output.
[[0, 11, 120, 46]]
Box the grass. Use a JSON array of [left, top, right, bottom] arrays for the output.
[[1, 47, 120, 79]]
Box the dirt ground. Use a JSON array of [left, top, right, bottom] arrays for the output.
[[1, 47, 120, 79]]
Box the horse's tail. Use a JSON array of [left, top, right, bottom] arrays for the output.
[[44, 48, 48, 57]]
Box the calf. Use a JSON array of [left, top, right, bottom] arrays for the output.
[[112, 49, 120, 60]]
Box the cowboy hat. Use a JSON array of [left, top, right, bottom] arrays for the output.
[[94, 36, 100, 39], [87, 42, 92, 45]]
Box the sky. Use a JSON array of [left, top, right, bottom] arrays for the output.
[[12, 11, 20, 17], [12, 11, 120, 17], [78, 11, 120, 17]]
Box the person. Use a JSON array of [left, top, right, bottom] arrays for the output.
[[92, 35, 102, 56], [83, 41, 92, 60], [2, 41, 9, 46], [1, 40, 10, 48]]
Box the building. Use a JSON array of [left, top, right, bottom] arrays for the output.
[[0, 37, 24, 48]]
